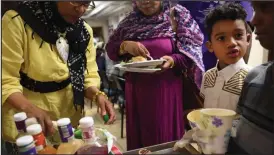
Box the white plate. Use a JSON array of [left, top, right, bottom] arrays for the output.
[[121, 59, 166, 68], [114, 64, 161, 73]]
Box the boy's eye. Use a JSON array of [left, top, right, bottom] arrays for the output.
[[235, 33, 243, 39], [217, 36, 225, 41]]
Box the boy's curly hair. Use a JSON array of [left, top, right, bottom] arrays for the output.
[[205, 3, 247, 41]]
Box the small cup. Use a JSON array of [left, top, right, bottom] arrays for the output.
[[186, 108, 236, 154], [187, 109, 202, 129]]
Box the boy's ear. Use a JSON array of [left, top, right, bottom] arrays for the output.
[[206, 41, 214, 53], [246, 33, 251, 46]]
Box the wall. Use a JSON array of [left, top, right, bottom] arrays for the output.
[[107, 6, 133, 36], [85, 19, 109, 42], [247, 32, 269, 67], [85, 5, 132, 43], [108, 16, 119, 30], [246, 11, 268, 67]]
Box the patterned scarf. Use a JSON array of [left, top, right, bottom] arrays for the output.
[[107, 1, 204, 89], [15, 1, 90, 110]]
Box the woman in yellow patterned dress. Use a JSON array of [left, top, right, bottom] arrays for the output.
[[2, 1, 116, 147]]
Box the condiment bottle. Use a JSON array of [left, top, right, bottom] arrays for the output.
[[76, 117, 108, 154], [14, 112, 27, 138], [26, 124, 56, 154], [25, 117, 38, 127], [56, 118, 84, 154], [16, 135, 37, 155]]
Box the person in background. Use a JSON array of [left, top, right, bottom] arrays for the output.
[[106, 1, 204, 150], [226, 2, 274, 154], [105, 54, 125, 81], [2, 1, 116, 149], [96, 41, 106, 72], [201, 3, 251, 111], [179, 1, 254, 70]]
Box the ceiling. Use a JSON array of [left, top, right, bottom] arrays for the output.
[[83, 1, 132, 19]]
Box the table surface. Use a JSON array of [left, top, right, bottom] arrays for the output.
[[123, 141, 200, 154]]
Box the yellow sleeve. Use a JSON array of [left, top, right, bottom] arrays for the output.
[[2, 10, 25, 104], [84, 23, 101, 89]]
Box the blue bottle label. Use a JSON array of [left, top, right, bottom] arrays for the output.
[[58, 123, 74, 142], [19, 145, 36, 155]]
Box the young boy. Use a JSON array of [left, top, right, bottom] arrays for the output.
[[200, 3, 251, 111], [178, 3, 274, 153]]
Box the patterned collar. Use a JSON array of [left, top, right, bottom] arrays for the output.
[[216, 58, 249, 81]]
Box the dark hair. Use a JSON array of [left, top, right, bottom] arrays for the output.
[[247, 21, 254, 33], [205, 3, 247, 41]]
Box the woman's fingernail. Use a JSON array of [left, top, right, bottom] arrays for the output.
[[102, 111, 107, 116]]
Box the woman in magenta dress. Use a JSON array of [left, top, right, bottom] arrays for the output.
[[106, 1, 204, 150]]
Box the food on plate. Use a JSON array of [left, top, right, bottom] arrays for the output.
[[117, 56, 166, 71], [120, 56, 147, 65], [129, 56, 147, 63]]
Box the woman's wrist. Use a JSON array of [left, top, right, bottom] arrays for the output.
[[170, 58, 175, 68], [92, 91, 108, 105]]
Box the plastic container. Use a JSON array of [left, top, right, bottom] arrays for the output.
[[57, 118, 74, 142], [79, 117, 96, 144], [14, 112, 27, 133], [26, 124, 56, 154], [16, 135, 37, 155], [56, 118, 84, 154], [76, 117, 106, 154], [25, 117, 38, 127]]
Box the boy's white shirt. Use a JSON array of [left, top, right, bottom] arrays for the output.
[[200, 58, 252, 111]]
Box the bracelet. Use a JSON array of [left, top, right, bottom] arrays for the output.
[[92, 91, 108, 104], [170, 59, 175, 68]]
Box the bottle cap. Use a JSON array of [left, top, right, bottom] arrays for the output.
[[14, 112, 27, 122], [103, 115, 109, 123], [16, 135, 34, 147], [26, 124, 42, 135], [25, 117, 38, 127], [74, 129, 83, 139], [57, 118, 71, 127], [79, 117, 94, 128]]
